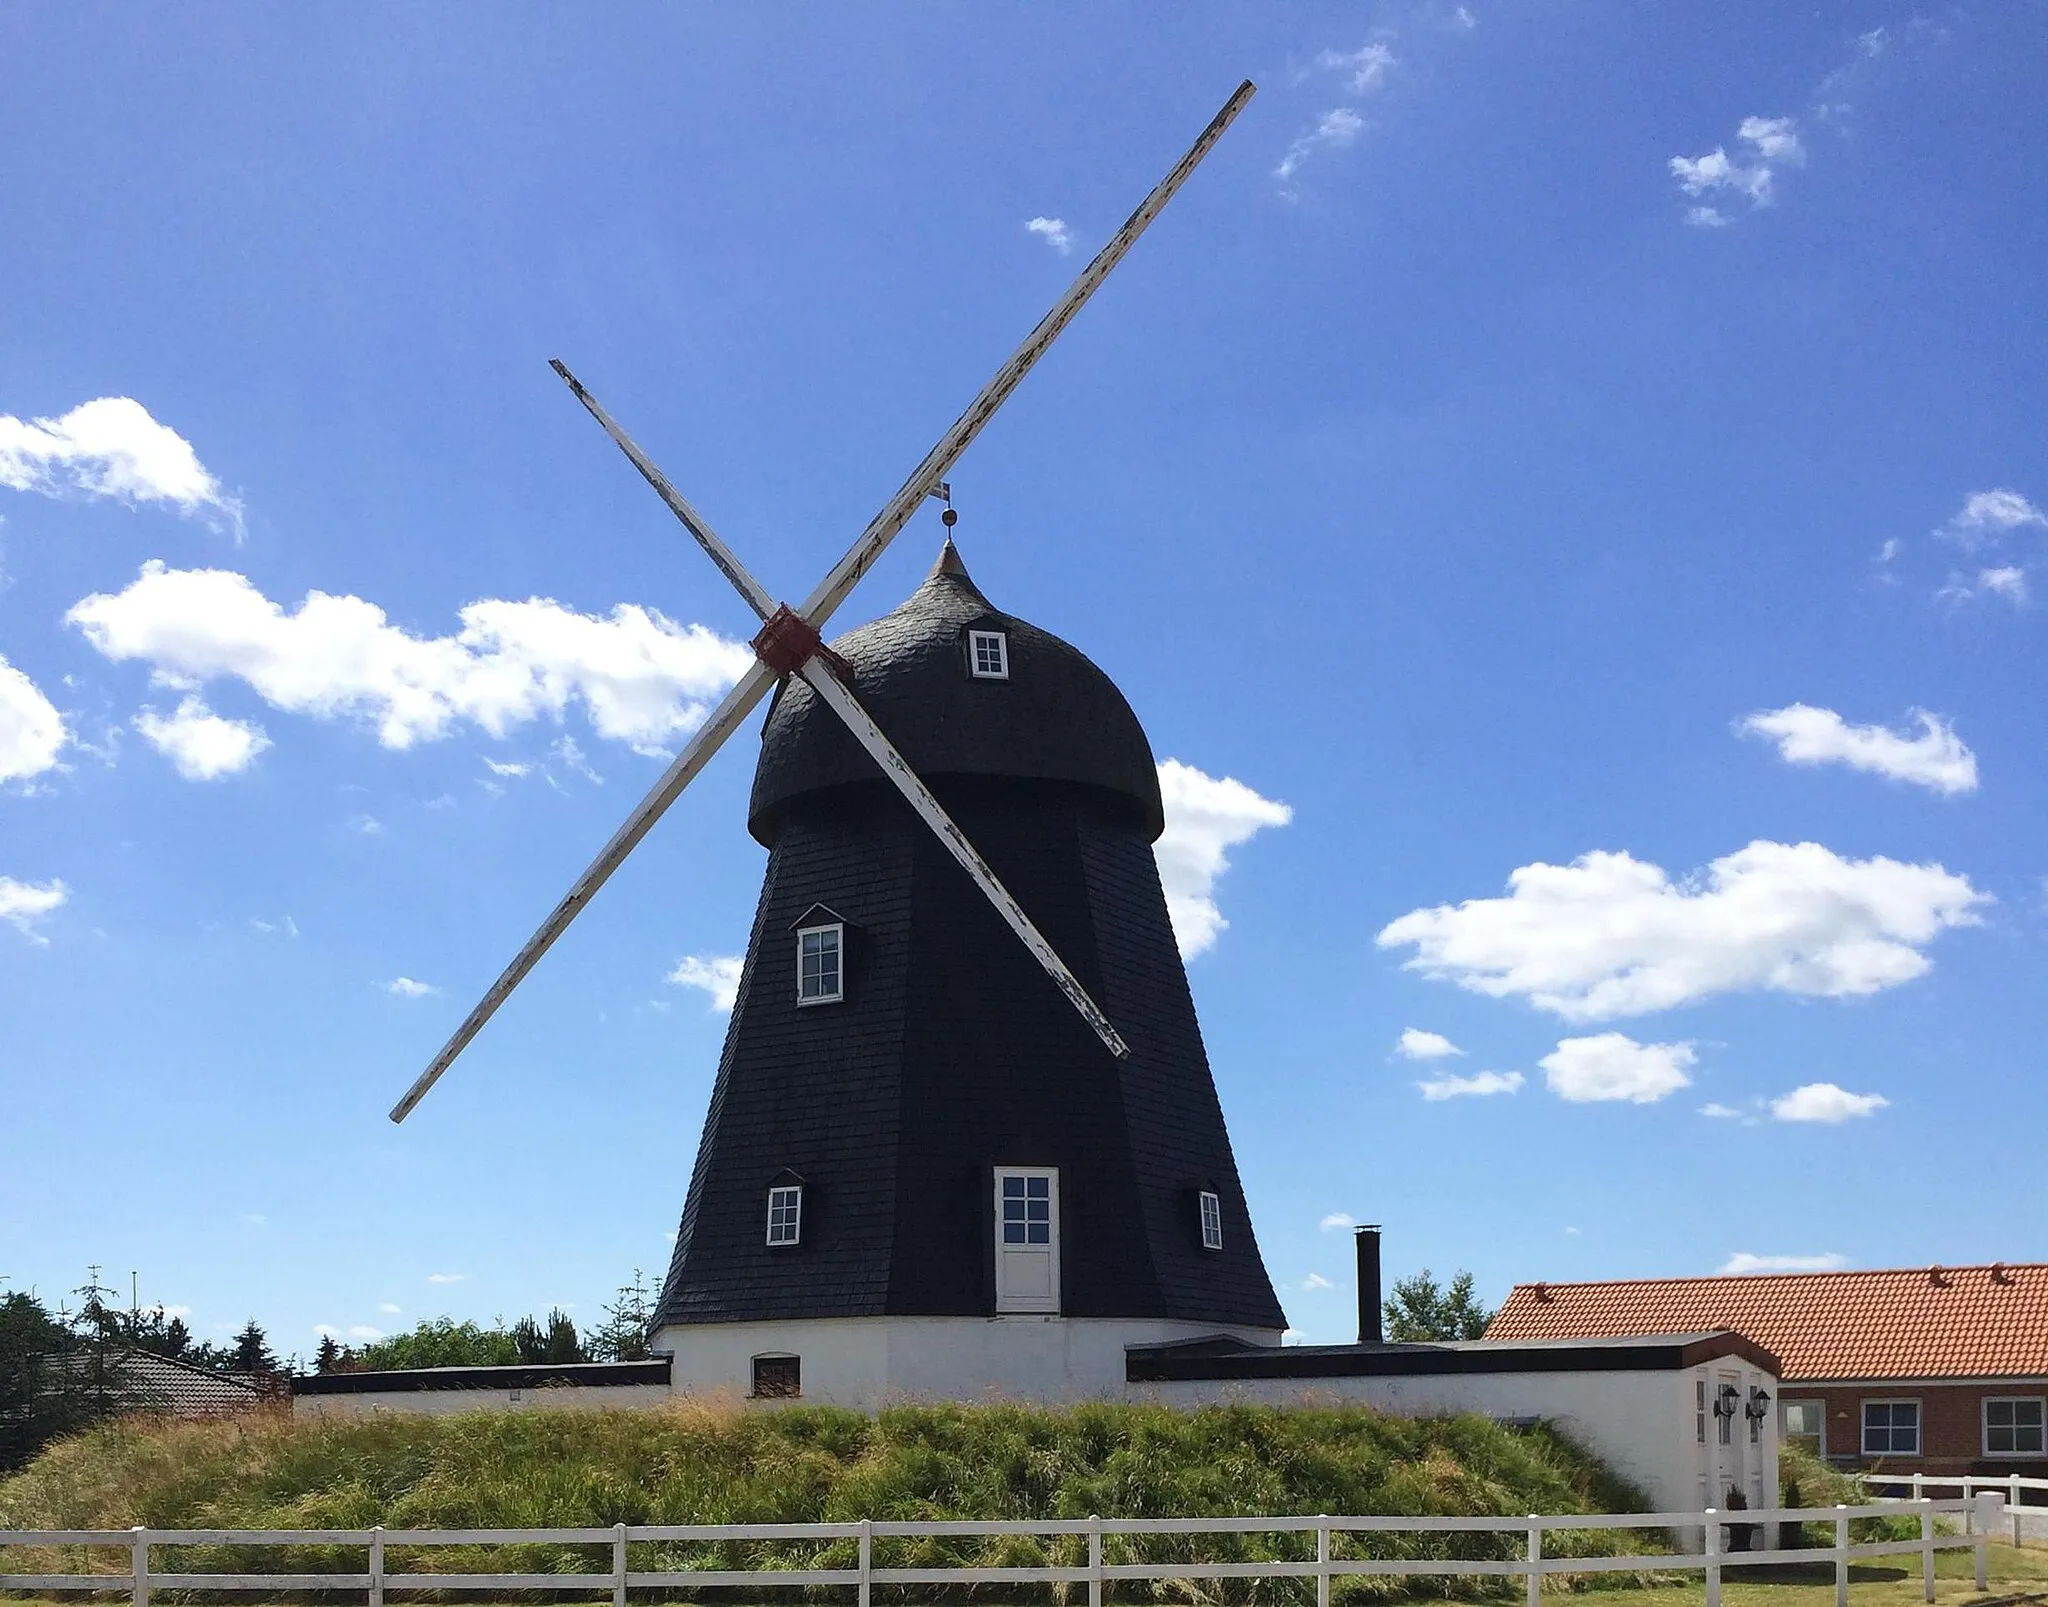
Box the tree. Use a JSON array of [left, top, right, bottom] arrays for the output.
[[587, 1272, 653, 1362], [314, 1333, 343, 1374], [1383, 1268, 1493, 1342], [512, 1309, 586, 1364], [0, 1290, 90, 1473], [231, 1319, 278, 1375], [356, 1318, 519, 1371]]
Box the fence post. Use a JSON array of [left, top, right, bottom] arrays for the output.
[[1834, 1506, 1849, 1607], [1317, 1516, 1331, 1607], [858, 1517, 872, 1607], [1974, 1493, 1998, 1590], [1088, 1515, 1102, 1607], [371, 1526, 385, 1607], [2015, 1474, 2025, 1548], [1703, 1508, 1720, 1607], [1525, 1515, 1542, 1607], [130, 1526, 148, 1607], [1911, 1472, 1923, 1505], [1919, 1500, 1935, 1603], [612, 1522, 626, 1607]]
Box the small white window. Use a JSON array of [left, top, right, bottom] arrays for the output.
[[968, 630, 1009, 680], [1862, 1399, 1921, 1456], [796, 923, 843, 1004], [1782, 1401, 1824, 1456], [1985, 1398, 2046, 1456], [1198, 1190, 1223, 1251], [766, 1184, 803, 1246]]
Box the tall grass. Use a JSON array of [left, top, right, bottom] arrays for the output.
[[0, 1400, 1668, 1601]]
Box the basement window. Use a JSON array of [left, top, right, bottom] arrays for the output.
[[968, 629, 1009, 680], [766, 1184, 803, 1247], [1198, 1190, 1224, 1251], [1985, 1398, 2046, 1456], [796, 922, 843, 1005], [751, 1354, 801, 1399]]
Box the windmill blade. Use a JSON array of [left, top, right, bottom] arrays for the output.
[[387, 658, 777, 1123], [796, 660, 1131, 1059], [791, 78, 1256, 629]]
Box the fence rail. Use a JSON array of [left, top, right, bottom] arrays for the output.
[[1864, 1471, 2047, 1548], [0, 1495, 2007, 1607]]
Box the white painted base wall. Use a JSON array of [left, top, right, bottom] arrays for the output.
[[654, 1316, 1283, 1407], [1135, 1361, 1778, 1519], [293, 1383, 674, 1419]]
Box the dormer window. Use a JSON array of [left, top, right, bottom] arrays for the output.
[[1199, 1190, 1224, 1251], [796, 921, 843, 1005], [766, 1183, 803, 1246], [968, 630, 1009, 680]]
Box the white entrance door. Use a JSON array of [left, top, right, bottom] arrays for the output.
[[1714, 1368, 1749, 1508], [994, 1168, 1060, 1314]]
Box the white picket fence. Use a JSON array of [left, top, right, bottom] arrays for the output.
[[1865, 1471, 2048, 1547], [0, 1494, 2008, 1607]]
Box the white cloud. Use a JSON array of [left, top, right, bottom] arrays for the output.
[[1770, 1081, 1889, 1123], [1, 653, 66, 783], [1700, 1102, 1746, 1120], [134, 694, 270, 780], [0, 397, 242, 531], [385, 976, 437, 997], [1154, 759, 1291, 958], [1378, 840, 1987, 1020], [347, 1325, 384, 1341], [0, 876, 67, 943], [1316, 42, 1396, 94], [1738, 115, 1804, 164], [1719, 1251, 1849, 1275], [349, 814, 384, 836], [1938, 489, 2045, 549], [1741, 704, 1977, 796], [1670, 116, 1798, 220], [1395, 1027, 1464, 1061], [1452, 7, 1477, 30], [1877, 537, 1903, 564], [426, 1272, 467, 1284], [1301, 1272, 1336, 1291], [378, 1302, 401, 1315], [1540, 1034, 1695, 1104], [1276, 108, 1365, 185], [483, 757, 530, 778], [1318, 1212, 1356, 1232], [668, 953, 743, 1012], [1978, 566, 2030, 604], [1418, 1068, 1524, 1101], [551, 734, 602, 784], [67, 562, 754, 755], [1024, 217, 1074, 255], [249, 915, 299, 937]]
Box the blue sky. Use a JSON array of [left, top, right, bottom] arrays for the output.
[[4, 3, 2045, 1360]]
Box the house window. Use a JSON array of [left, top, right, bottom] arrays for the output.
[[993, 1167, 1059, 1314], [1198, 1191, 1223, 1251], [1985, 1398, 2046, 1456], [968, 630, 1009, 680], [750, 1354, 800, 1399], [766, 1184, 802, 1247], [797, 923, 843, 1004], [1862, 1400, 1921, 1457], [1696, 1380, 1707, 1445], [1783, 1401, 1824, 1457]]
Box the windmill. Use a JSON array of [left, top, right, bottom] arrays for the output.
[[388, 80, 1257, 1125]]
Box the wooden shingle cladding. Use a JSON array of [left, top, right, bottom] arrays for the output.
[[654, 548, 1284, 1336]]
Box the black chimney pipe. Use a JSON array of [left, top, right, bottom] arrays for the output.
[[1355, 1225, 1383, 1345]]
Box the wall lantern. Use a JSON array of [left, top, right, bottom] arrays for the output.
[[1745, 1387, 1772, 1421], [1714, 1383, 1741, 1419]]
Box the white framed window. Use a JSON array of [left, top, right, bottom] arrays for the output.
[[1862, 1399, 1921, 1456], [1985, 1398, 2046, 1456], [766, 1184, 803, 1246], [796, 922, 843, 1005], [968, 629, 1009, 680], [1198, 1190, 1223, 1251], [1696, 1379, 1708, 1445], [993, 1167, 1059, 1313], [1783, 1401, 1824, 1458]]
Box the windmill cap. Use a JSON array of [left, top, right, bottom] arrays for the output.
[[747, 542, 1165, 845]]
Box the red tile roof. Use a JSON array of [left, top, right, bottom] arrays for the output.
[[1486, 1263, 2048, 1382]]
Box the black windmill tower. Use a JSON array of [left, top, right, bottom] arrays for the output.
[[646, 537, 1284, 1394], [384, 84, 1284, 1399]]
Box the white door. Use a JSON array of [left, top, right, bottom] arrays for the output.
[[994, 1168, 1059, 1313], [1714, 1368, 1749, 1508]]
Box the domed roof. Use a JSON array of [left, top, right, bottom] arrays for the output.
[[747, 542, 1164, 845]]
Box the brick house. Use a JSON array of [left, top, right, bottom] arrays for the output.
[[1487, 1263, 2048, 1478]]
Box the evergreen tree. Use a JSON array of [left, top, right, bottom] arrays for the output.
[[314, 1333, 342, 1374], [231, 1319, 278, 1375], [587, 1271, 653, 1362], [0, 1290, 88, 1473], [1382, 1268, 1493, 1342]]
